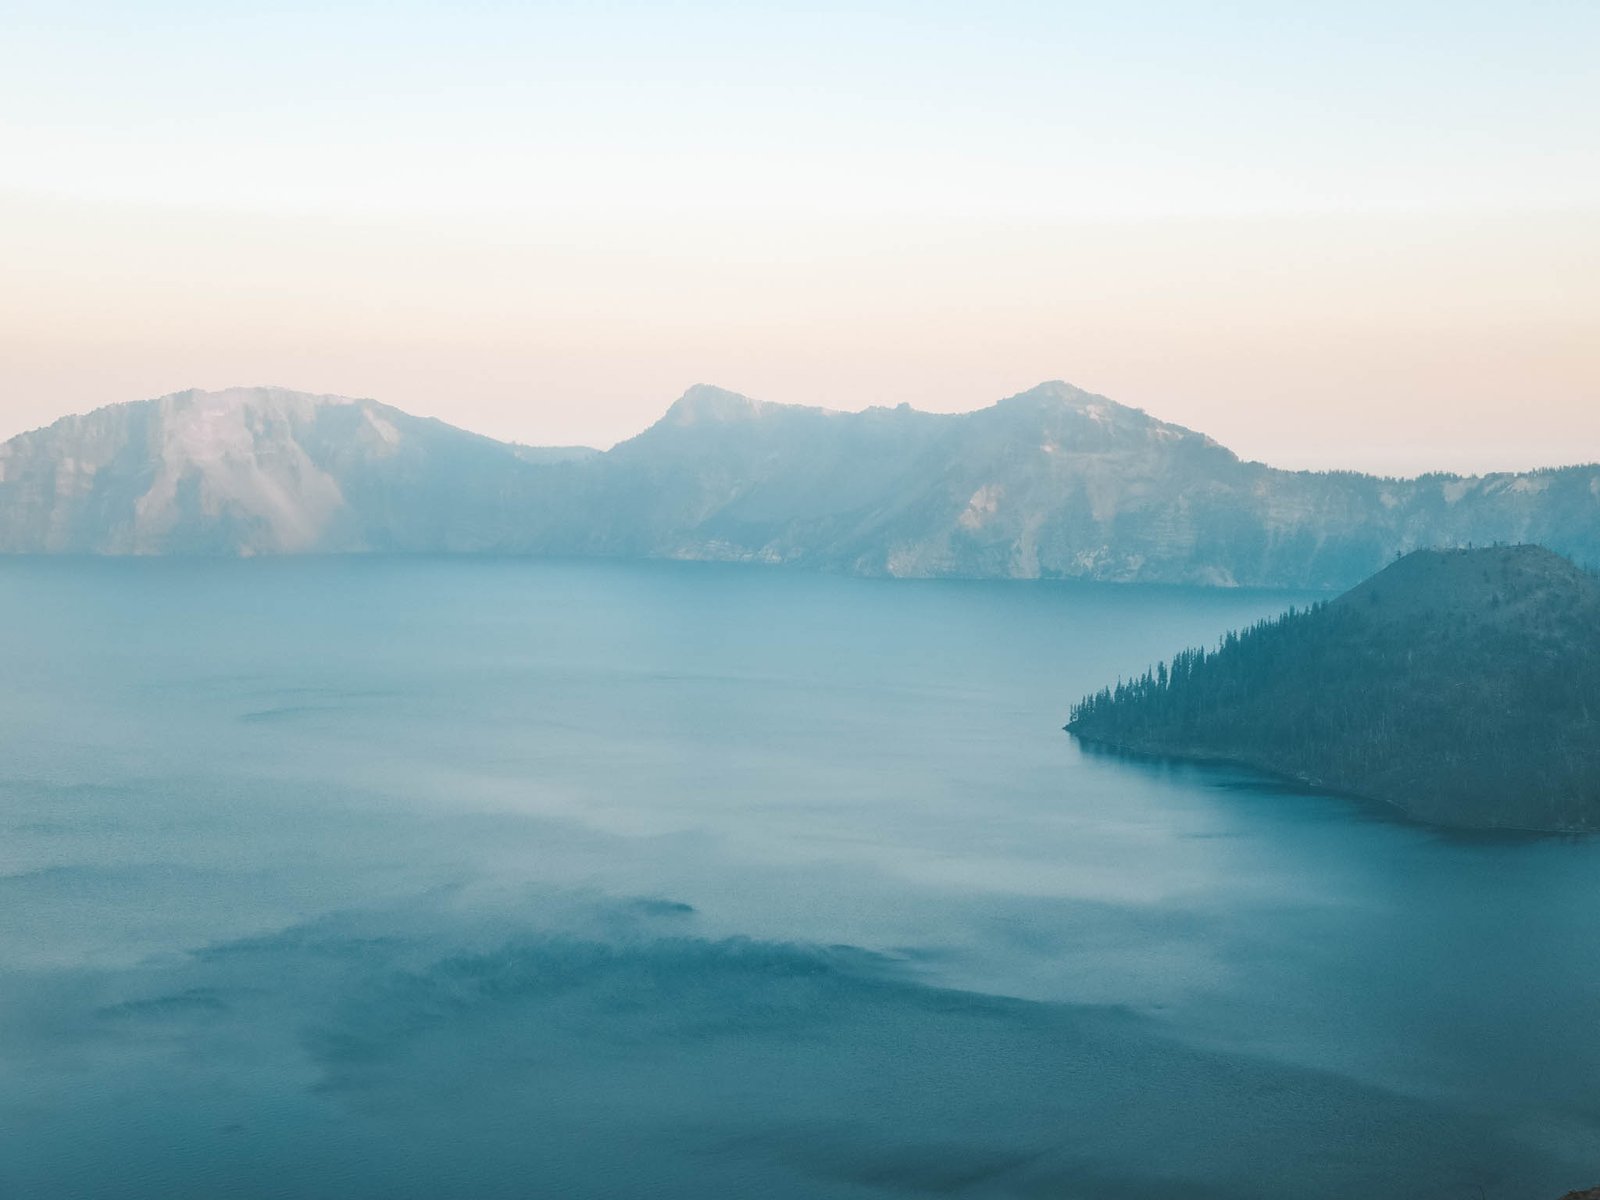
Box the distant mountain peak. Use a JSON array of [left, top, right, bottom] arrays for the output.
[[986, 381, 1227, 456], [154, 385, 369, 411], [662, 384, 775, 426], [994, 381, 1149, 422], [1004, 380, 1103, 404]]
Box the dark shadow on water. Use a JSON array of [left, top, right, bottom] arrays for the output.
[[0, 889, 1569, 1200], [1068, 734, 1582, 845]]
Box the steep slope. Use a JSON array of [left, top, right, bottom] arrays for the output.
[[1066, 546, 1600, 831], [557, 381, 1600, 588], [0, 387, 549, 554], [580, 385, 960, 561], [826, 383, 1252, 581]]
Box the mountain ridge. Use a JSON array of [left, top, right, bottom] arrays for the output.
[[1, 382, 1596, 586]]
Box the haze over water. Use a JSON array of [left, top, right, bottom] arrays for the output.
[[2, 558, 1596, 1199]]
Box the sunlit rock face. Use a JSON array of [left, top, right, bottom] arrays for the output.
[[2, 381, 1597, 587], [0, 387, 539, 555]]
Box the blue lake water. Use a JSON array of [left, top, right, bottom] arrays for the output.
[[0, 557, 1596, 1199]]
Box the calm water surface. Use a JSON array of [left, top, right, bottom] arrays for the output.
[[1, 558, 1595, 1199]]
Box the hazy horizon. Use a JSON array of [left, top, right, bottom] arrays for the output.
[[3, 3, 1597, 476]]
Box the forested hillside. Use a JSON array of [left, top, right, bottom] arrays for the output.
[[1067, 545, 1600, 831]]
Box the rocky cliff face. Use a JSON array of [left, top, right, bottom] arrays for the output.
[[0, 387, 537, 554], [1, 381, 1597, 588], [551, 381, 1600, 587]]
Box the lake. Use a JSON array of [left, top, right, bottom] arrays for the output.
[[1, 557, 1595, 1199]]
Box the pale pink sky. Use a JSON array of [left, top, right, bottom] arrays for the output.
[[5, 200, 1594, 475], [3, 3, 1597, 476]]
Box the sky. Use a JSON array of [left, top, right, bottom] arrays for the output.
[[2, 0, 1597, 474]]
